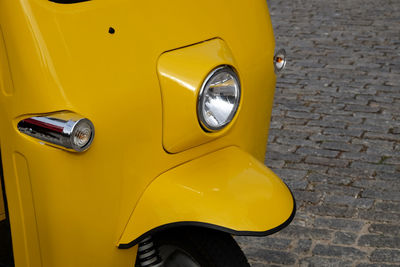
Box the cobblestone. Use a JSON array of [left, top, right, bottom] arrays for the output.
[[369, 224, 400, 236], [358, 235, 400, 249], [333, 232, 358, 245], [370, 250, 400, 263], [236, 0, 400, 265], [356, 264, 400, 267], [313, 244, 367, 259], [314, 217, 364, 232], [300, 257, 353, 267], [277, 225, 333, 240]]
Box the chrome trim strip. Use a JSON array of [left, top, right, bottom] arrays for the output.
[[17, 115, 94, 152]]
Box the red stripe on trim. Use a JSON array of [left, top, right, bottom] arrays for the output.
[[23, 118, 64, 133]]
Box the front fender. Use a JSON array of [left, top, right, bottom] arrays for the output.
[[118, 146, 295, 248]]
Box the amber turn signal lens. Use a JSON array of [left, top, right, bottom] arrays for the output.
[[274, 49, 287, 72]]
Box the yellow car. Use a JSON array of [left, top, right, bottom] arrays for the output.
[[0, 0, 293, 266]]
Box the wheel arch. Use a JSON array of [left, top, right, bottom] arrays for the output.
[[118, 146, 296, 249], [119, 207, 295, 249]]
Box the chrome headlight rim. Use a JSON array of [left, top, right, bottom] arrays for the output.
[[197, 65, 241, 132]]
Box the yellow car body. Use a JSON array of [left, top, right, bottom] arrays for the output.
[[0, 0, 294, 266]]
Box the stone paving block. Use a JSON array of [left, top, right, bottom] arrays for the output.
[[312, 244, 367, 259], [306, 204, 357, 218], [307, 172, 352, 185], [325, 194, 374, 209], [275, 137, 315, 147], [327, 167, 375, 178], [373, 171, 400, 181], [306, 121, 350, 130], [385, 156, 400, 165], [370, 249, 400, 263], [353, 180, 400, 192], [300, 257, 353, 267], [296, 147, 339, 158], [277, 225, 333, 240], [339, 152, 381, 163], [368, 224, 400, 236], [294, 239, 312, 253], [365, 132, 400, 142], [284, 163, 329, 173], [356, 264, 400, 267], [333, 231, 358, 245], [351, 162, 398, 174], [359, 210, 400, 223], [348, 124, 388, 134], [305, 156, 349, 167], [248, 263, 281, 267], [344, 104, 381, 113], [358, 235, 400, 249], [235, 236, 292, 250], [286, 111, 321, 120], [244, 248, 296, 265], [314, 183, 361, 197], [322, 127, 365, 138], [285, 179, 308, 190], [374, 202, 400, 213], [270, 168, 308, 181], [320, 141, 364, 152], [362, 189, 400, 202], [292, 190, 322, 205]]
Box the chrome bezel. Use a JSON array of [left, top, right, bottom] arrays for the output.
[[274, 49, 287, 73], [197, 65, 241, 132]]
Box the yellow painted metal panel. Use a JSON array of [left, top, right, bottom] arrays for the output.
[[119, 147, 294, 246], [0, 0, 280, 265], [159, 38, 239, 153], [12, 152, 42, 267], [0, 27, 14, 96]]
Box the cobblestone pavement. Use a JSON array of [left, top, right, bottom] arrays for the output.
[[236, 0, 400, 266]]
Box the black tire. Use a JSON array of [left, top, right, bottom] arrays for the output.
[[152, 226, 250, 267]]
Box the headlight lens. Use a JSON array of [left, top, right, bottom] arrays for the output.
[[197, 66, 241, 131]]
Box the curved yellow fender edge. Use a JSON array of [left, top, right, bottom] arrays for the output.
[[118, 146, 295, 248]]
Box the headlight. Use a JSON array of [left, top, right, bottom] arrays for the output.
[[197, 65, 241, 131]]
